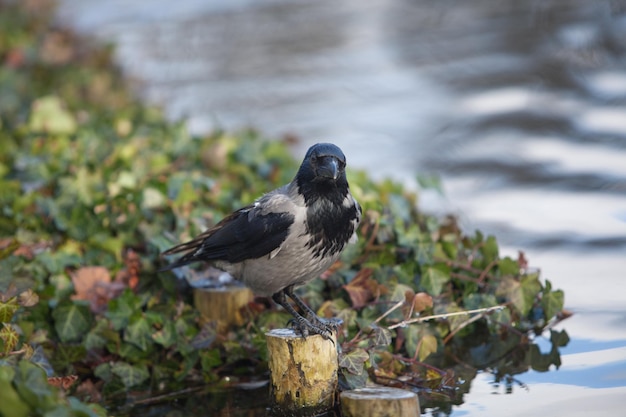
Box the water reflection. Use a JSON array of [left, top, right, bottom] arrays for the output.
[[57, 0, 626, 415]]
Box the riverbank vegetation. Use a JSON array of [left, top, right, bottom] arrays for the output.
[[0, 1, 570, 415]]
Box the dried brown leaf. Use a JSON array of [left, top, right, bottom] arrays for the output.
[[18, 289, 39, 307], [412, 292, 433, 313], [343, 268, 378, 309], [71, 266, 125, 313]]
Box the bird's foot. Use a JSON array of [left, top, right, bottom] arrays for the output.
[[308, 315, 343, 334], [287, 316, 334, 341]]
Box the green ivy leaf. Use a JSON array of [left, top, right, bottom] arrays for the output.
[[542, 281, 564, 320], [52, 302, 92, 343], [339, 348, 369, 375], [200, 348, 222, 372], [421, 265, 450, 296], [404, 325, 420, 358], [67, 397, 108, 417], [15, 360, 57, 411], [0, 298, 19, 323], [339, 367, 368, 390], [85, 319, 115, 350], [124, 314, 153, 351], [480, 235, 499, 265], [0, 374, 30, 417], [404, 325, 438, 361], [463, 293, 497, 310], [152, 321, 177, 348], [497, 257, 519, 276], [389, 283, 413, 303], [550, 329, 570, 348], [94, 363, 112, 383], [117, 342, 150, 361], [106, 290, 141, 330], [367, 324, 392, 348], [496, 273, 541, 317], [0, 323, 20, 354], [51, 344, 87, 372], [111, 362, 149, 389]]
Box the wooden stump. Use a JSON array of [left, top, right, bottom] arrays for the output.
[[193, 287, 253, 332], [341, 386, 420, 417], [266, 328, 338, 416]]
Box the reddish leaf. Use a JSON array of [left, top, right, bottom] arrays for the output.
[[517, 250, 528, 270], [114, 248, 141, 291], [12, 241, 52, 259], [75, 379, 103, 403], [342, 268, 378, 309], [412, 292, 433, 314], [71, 266, 125, 313]]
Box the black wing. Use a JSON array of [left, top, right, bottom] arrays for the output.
[[160, 204, 295, 270]]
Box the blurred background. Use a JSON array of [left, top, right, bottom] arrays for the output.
[[57, 0, 626, 415]]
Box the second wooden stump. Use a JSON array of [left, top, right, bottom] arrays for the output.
[[193, 286, 253, 332], [340, 386, 420, 417]]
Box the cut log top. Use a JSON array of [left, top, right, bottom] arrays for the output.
[[341, 386, 420, 417], [342, 386, 416, 400]]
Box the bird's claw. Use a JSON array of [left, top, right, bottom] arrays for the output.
[[311, 316, 343, 333], [287, 316, 335, 341]]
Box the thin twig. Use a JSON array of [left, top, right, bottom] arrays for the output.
[[387, 305, 506, 330], [443, 311, 486, 344], [128, 386, 206, 406], [0, 348, 27, 357], [478, 259, 498, 283], [449, 272, 484, 286], [374, 300, 405, 325]]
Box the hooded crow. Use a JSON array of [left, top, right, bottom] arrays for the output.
[[161, 143, 362, 339]]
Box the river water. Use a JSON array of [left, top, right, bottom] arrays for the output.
[[57, 0, 626, 415]]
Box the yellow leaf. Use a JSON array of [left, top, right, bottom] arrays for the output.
[[0, 323, 20, 354], [419, 334, 438, 361]]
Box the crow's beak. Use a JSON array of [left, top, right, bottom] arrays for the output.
[[316, 157, 339, 180]]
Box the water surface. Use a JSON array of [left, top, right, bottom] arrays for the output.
[[57, 0, 626, 414]]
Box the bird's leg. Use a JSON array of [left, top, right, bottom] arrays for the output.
[[272, 289, 332, 340], [283, 285, 343, 333]]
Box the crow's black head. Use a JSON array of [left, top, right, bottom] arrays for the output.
[[301, 143, 347, 182], [296, 143, 349, 204]]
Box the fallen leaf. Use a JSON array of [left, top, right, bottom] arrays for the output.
[[114, 248, 141, 291], [71, 266, 125, 313], [13, 241, 53, 259], [412, 292, 433, 314], [18, 289, 39, 307], [343, 268, 378, 309], [72, 266, 111, 297], [74, 379, 102, 403]]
